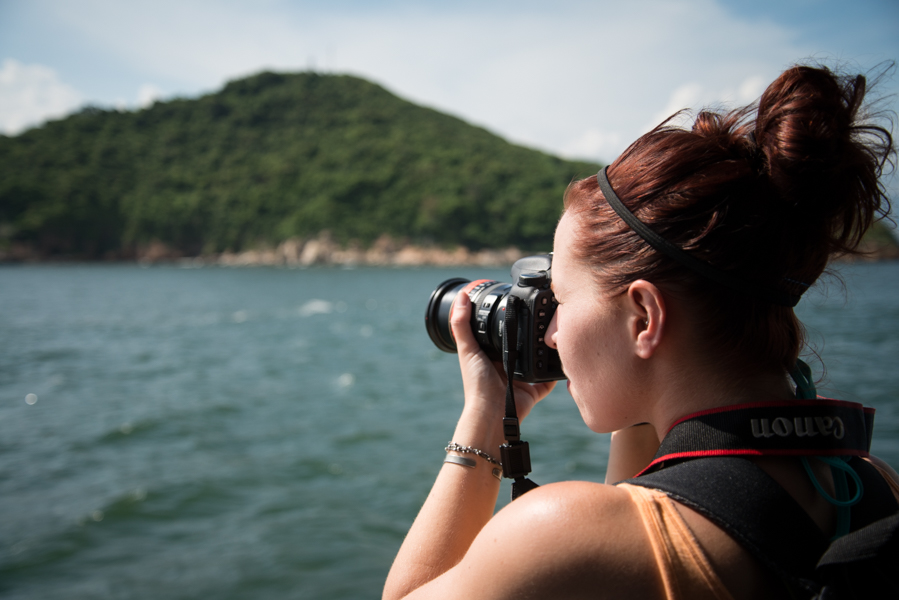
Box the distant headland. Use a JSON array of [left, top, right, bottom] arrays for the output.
[[0, 70, 597, 264], [2, 70, 895, 266]]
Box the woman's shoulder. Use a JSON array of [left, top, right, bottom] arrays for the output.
[[492, 480, 652, 547], [517, 481, 784, 600], [406, 481, 666, 600], [489, 480, 647, 542], [502, 479, 638, 517]]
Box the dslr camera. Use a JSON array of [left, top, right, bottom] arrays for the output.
[[425, 254, 565, 383]]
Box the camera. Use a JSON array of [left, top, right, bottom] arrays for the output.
[[425, 254, 565, 383]]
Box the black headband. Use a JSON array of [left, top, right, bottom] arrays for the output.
[[596, 167, 802, 307]]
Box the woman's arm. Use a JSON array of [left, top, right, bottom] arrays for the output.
[[382, 408, 504, 599], [604, 423, 660, 484], [383, 291, 555, 599], [385, 480, 662, 600]]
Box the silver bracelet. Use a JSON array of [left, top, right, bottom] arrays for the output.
[[444, 455, 477, 468], [445, 442, 502, 466], [444, 455, 502, 481]]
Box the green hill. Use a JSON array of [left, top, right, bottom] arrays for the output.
[[0, 71, 600, 260], [1, 70, 894, 262]]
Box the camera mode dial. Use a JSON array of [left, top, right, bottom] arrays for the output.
[[518, 271, 548, 288]]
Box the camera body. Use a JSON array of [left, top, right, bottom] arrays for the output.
[[425, 254, 565, 383]]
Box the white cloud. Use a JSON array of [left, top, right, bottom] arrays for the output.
[[737, 75, 768, 103], [137, 83, 164, 108], [0, 59, 83, 135], [639, 73, 785, 139], [8, 0, 895, 164], [26, 0, 818, 161], [561, 129, 623, 162], [644, 83, 706, 133]]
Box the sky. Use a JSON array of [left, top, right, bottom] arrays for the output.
[[1, 0, 897, 172]]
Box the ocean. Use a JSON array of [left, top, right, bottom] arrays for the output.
[[2, 262, 897, 599]]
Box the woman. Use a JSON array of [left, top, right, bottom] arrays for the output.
[[383, 65, 898, 599]]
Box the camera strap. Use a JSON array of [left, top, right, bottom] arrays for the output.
[[500, 295, 540, 499], [624, 455, 899, 598], [622, 400, 896, 598], [634, 398, 876, 478]]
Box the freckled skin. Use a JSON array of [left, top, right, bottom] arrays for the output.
[[545, 212, 641, 433]]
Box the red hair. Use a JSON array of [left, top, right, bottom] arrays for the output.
[[564, 65, 893, 372]]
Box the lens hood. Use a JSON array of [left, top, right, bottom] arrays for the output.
[[425, 278, 469, 353]]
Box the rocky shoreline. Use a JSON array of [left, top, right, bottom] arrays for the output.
[[126, 230, 899, 267], [3, 231, 897, 267], [0, 233, 528, 268], [208, 234, 527, 268]]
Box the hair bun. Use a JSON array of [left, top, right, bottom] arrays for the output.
[[753, 66, 892, 255], [564, 63, 892, 374]]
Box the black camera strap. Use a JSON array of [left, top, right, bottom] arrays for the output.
[[635, 399, 876, 477], [622, 400, 897, 598], [500, 295, 539, 499]]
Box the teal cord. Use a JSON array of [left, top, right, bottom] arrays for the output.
[[833, 467, 851, 538], [800, 456, 863, 539], [800, 456, 864, 507], [789, 359, 816, 400], [790, 360, 863, 539]]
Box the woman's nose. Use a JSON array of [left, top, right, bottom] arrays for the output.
[[544, 311, 558, 349]]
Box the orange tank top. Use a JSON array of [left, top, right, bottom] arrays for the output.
[[618, 459, 899, 600], [618, 483, 735, 600]]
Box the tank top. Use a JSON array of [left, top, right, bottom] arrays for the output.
[[618, 460, 899, 600]]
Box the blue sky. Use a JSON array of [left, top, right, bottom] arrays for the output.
[[1, 0, 897, 171]]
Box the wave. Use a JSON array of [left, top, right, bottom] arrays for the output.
[[298, 299, 333, 317]]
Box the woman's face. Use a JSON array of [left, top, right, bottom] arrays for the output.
[[545, 212, 640, 432]]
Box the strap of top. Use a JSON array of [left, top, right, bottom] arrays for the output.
[[624, 454, 898, 595]]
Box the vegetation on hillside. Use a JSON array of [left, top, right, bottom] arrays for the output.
[[0, 71, 600, 259], [1, 70, 894, 262]]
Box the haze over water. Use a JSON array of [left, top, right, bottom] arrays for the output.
[[2, 262, 897, 599]]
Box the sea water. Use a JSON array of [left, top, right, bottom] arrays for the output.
[[1, 262, 897, 599]]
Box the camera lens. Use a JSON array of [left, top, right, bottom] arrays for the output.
[[424, 254, 565, 383], [425, 278, 512, 360]]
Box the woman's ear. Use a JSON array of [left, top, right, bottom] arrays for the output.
[[625, 280, 665, 359]]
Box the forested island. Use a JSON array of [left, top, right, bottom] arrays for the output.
[[0, 70, 895, 265], [0, 70, 601, 265]]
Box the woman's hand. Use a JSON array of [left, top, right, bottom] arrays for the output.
[[449, 291, 556, 430], [383, 289, 557, 600]]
